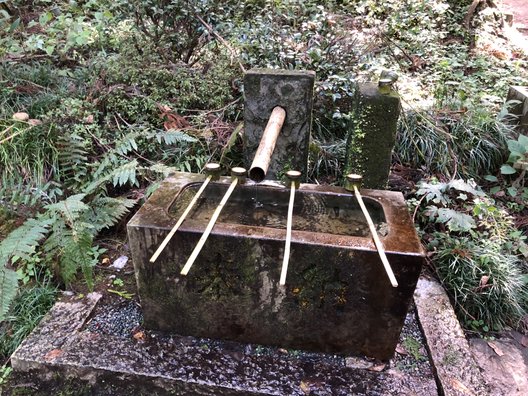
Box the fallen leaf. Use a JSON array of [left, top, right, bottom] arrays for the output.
[[479, 275, 489, 288], [487, 341, 504, 357], [13, 112, 29, 121], [44, 349, 63, 362], [133, 331, 145, 341], [278, 348, 288, 354], [449, 378, 476, 396], [395, 344, 408, 355], [158, 104, 171, 113], [345, 356, 373, 369], [110, 255, 128, 270], [102, 257, 110, 265], [163, 113, 190, 131], [299, 379, 323, 394], [27, 119, 42, 126], [299, 381, 310, 395]]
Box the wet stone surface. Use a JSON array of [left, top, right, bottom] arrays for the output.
[[414, 277, 491, 396], [10, 294, 437, 395], [128, 174, 424, 360], [243, 69, 315, 180]]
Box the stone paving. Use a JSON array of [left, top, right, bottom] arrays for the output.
[[10, 276, 528, 395]]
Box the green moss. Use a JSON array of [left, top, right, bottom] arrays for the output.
[[343, 84, 401, 188]]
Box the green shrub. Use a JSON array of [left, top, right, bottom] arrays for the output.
[[0, 278, 57, 358], [96, 50, 240, 124], [414, 179, 528, 332], [434, 236, 527, 331], [396, 108, 511, 179]]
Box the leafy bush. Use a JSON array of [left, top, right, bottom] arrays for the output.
[[396, 106, 512, 179], [0, 1, 117, 59], [414, 179, 528, 331], [97, 50, 240, 123], [0, 277, 57, 358], [112, 0, 222, 64], [434, 236, 527, 331]]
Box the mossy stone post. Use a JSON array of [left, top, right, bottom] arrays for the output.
[[243, 69, 315, 181], [506, 86, 528, 134], [345, 82, 401, 189]]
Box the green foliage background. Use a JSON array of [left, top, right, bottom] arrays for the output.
[[0, 0, 527, 365]]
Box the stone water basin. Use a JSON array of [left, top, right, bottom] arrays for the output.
[[127, 172, 424, 360]]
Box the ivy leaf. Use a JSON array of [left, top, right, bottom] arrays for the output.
[[436, 208, 476, 232], [500, 165, 517, 175], [507, 139, 526, 156], [423, 205, 439, 221], [484, 175, 498, 182], [416, 182, 450, 205], [507, 187, 517, 197], [518, 134, 528, 147], [44, 45, 55, 56], [490, 186, 503, 196], [447, 179, 484, 197]]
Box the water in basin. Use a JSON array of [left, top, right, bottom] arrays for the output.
[[169, 182, 387, 237]]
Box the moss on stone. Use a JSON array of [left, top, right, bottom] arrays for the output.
[[344, 84, 401, 189]]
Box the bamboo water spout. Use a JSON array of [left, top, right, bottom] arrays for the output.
[[248, 106, 286, 182], [149, 163, 221, 263], [180, 167, 247, 276], [345, 174, 398, 287]]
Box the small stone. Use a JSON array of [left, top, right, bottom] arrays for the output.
[[368, 363, 387, 372], [345, 357, 373, 369], [110, 255, 128, 270], [13, 112, 29, 121]]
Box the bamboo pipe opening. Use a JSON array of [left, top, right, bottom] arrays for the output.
[[249, 106, 286, 182]]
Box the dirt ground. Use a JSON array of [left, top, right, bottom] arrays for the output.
[[501, 0, 528, 30]]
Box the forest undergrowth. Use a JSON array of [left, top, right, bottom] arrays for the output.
[[0, 0, 527, 377]]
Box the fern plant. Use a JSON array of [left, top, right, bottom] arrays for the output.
[[43, 194, 135, 288], [0, 218, 52, 321], [0, 194, 135, 322]]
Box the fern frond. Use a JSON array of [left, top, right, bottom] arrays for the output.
[[0, 218, 52, 263], [89, 196, 136, 232], [114, 131, 140, 156], [0, 267, 19, 322], [112, 159, 139, 187], [149, 130, 197, 145], [91, 153, 117, 181], [45, 194, 89, 225], [59, 230, 95, 289], [0, 170, 55, 316], [57, 133, 88, 186]]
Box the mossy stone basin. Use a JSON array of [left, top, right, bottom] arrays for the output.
[[127, 172, 424, 359]]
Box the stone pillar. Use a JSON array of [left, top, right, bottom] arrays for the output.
[[344, 82, 401, 189], [243, 69, 315, 181], [506, 86, 528, 134]]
